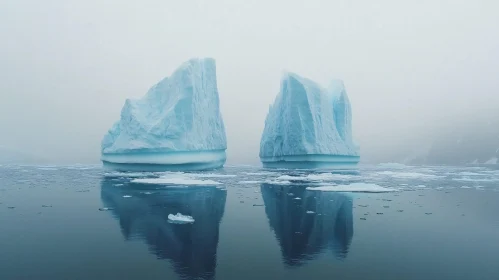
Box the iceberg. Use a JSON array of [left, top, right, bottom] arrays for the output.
[[259, 72, 360, 169], [101, 58, 227, 171]]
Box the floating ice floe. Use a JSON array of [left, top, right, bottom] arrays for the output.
[[306, 183, 396, 193], [132, 177, 222, 185], [458, 172, 486, 176], [376, 171, 444, 180], [242, 172, 275, 176], [37, 167, 58, 171], [104, 172, 154, 178], [452, 177, 498, 182], [188, 173, 236, 178], [238, 181, 262, 184], [276, 173, 357, 182], [168, 213, 195, 224], [264, 180, 292, 185]]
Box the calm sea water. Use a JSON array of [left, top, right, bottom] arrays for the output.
[[1, 164, 498, 280]]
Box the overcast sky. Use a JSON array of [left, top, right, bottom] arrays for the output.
[[1, 0, 498, 164]]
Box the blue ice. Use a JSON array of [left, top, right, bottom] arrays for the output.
[[260, 72, 360, 169], [101, 58, 227, 171]]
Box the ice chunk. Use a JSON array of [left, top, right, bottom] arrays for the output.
[[168, 213, 195, 224], [306, 183, 396, 193], [259, 72, 359, 169], [101, 58, 227, 171]]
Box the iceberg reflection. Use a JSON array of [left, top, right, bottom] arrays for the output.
[[100, 178, 226, 280], [261, 184, 353, 266]]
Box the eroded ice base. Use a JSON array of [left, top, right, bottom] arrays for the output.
[[102, 150, 226, 172], [260, 154, 360, 170]]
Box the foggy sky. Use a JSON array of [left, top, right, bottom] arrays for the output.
[[1, 0, 498, 164]]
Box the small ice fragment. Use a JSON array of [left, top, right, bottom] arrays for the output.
[[306, 211, 315, 214], [168, 213, 195, 224], [115, 184, 124, 186], [294, 197, 301, 200], [99, 207, 114, 211], [123, 195, 132, 198]]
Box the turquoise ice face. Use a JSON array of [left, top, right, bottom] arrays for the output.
[[101, 58, 227, 171], [260, 72, 359, 169]]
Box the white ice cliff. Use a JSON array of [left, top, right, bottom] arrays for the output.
[[260, 72, 360, 169], [101, 58, 227, 171]]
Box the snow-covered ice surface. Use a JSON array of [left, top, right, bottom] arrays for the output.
[[101, 58, 227, 171], [259, 72, 359, 169]]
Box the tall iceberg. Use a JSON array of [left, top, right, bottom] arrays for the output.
[[101, 58, 227, 171], [259, 72, 360, 169]]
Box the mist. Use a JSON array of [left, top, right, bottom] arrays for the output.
[[1, 0, 498, 164]]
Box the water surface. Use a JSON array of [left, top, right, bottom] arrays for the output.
[[1, 164, 498, 279]]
